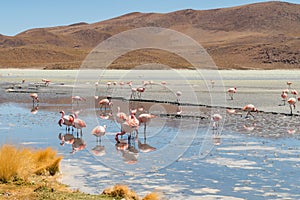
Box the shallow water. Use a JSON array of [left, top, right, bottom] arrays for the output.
[[1, 69, 300, 199], [0, 100, 299, 199]]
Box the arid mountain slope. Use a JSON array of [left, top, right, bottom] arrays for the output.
[[0, 1, 299, 69]]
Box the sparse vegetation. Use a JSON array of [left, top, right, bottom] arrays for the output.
[[0, 145, 161, 200], [0, 145, 61, 183], [102, 185, 139, 200]]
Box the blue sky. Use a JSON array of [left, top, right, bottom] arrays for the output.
[[1, 0, 300, 36]]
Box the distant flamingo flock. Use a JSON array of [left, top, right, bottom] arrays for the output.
[[24, 77, 300, 156]]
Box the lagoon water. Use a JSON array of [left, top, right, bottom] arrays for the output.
[[1, 69, 300, 199]]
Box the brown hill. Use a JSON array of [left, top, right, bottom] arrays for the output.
[[0, 1, 299, 69]]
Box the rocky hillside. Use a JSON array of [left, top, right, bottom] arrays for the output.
[[0, 1, 299, 69]]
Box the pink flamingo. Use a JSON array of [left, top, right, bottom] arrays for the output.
[[58, 110, 74, 132], [287, 81, 292, 89], [91, 125, 106, 142], [281, 91, 288, 105], [136, 87, 145, 99], [106, 81, 111, 89], [72, 117, 86, 136], [291, 89, 298, 98], [98, 98, 112, 110], [29, 93, 39, 106], [212, 114, 222, 130], [42, 79, 51, 86], [115, 112, 139, 143], [116, 107, 128, 131], [227, 87, 237, 100], [287, 97, 296, 115], [243, 104, 258, 118], [72, 96, 86, 105], [138, 113, 156, 140]]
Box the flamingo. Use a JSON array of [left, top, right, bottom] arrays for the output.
[[29, 93, 39, 106], [72, 117, 86, 136], [281, 91, 288, 105], [99, 98, 112, 110], [138, 113, 156, 140], [243, 104, 258, 118], [287, 81, 292, 89], [136, 87, 145, 99], [212, 114, 222, 130], [291, 89, 298, 98], [58, 110, 74, 132], [106, 81, 111, 89], [42, 79, 51, 86], [116, 107, 128, 131], [72, 96, 86, 105], [176, 91, 182, 102], [119, 81, 125, 88], [287, 97, 296, 115], [115, 112, 139, 143], [210, 80, 215, 88], [129, 83, 137, 99], [227, 87, 236, 100], [91, 125, 106, 142]]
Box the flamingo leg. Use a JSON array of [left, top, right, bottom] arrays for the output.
[[245, 112, 250, 118], [290, 105, 293, 116], [144, 124, 147, 140]]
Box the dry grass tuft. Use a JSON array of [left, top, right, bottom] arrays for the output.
[[0, 145, 34, 182], [102, 184, 139, 200], [33, 147, 62, 176], [142, 192, 160, 200], [0, 145, 62, 183]]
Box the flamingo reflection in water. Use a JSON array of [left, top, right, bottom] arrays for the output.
[[30, 106, 39, 114], [71, 137, 86, 154], [137, 136, 156, 153], [115, 139, 138, 164], [58, 133, 74, 146], [91, 145, 106, 156]]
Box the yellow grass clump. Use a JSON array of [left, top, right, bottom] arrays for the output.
[[0, 145, 62, 183], [142, 192, 160, 200], [102, 184, 139, 200]]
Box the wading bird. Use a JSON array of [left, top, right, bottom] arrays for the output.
[[227, 87, 237, 100], [58, 110, 74, 132], [243, 104, 258, 118], [91, 125, 106, 142], [212, 114, 222, 130], [29, 93, 39, 106], [287, 97, 296, 116]]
